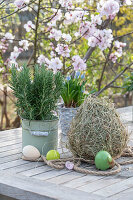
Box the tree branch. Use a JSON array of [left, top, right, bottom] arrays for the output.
[[33, 0, 42, 65], [83, 19, 110, 62], [95, 62, 133, 96], [98, 43, 114, 90], [115, 31, 133, 40], [0, 0, 35, 20]]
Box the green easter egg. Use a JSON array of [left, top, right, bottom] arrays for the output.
[[95, 151, 113, 171], [46, 150, 60, 160]]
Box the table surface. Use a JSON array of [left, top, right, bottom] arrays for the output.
[[0, 106, 133, 200]]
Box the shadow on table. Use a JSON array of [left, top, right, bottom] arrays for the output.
[[0, 195, 18, 200]]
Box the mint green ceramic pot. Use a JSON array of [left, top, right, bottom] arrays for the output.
[[22, 118, 58, 155]]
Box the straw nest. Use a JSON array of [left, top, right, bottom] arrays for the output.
[[68, 96, 128, 160]]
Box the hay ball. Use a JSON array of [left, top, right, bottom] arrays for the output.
[[68, 96, 128, 160]]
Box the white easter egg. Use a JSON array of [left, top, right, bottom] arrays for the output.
[[23, 145, 40, 160]]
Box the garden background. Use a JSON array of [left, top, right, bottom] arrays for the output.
[[0, 0, 133, 130]]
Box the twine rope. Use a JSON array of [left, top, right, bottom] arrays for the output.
[[41, 156, 121, 176], [41, 146, 133, 176], [22, 146, 133, 176]]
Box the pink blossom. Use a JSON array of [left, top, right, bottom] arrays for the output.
[[0, 40, 8, 53], [79, 22, 96, 39], [55, 44, 71, 57], [59, 0, 73, 8], [14, 0, 25, 8], [52, 9, 62, 22], [45, 58, 51, 65], [19, 40, 29, 51], [109, 40, 126, 63], [91, 14, 102, 25], [10, 52, 19, 61], [14, 0, 30, 9], [76, 0, 84, 2], [72, 55, 81, 62], [64, 8, 84, 25], [14, 46, 23, 53], [4, 58, 10, 66], [109, 53, 117, 63], [49, 29, 62, 41], [124, 0, 132, 5], [74, 32, 80, 37], [4, 32, 14, 43], [37, 55, 46, 65], [48, 57, 63, 73], [65, 161, 74, 170], [98, 0, 120, 20], [50, 51, 56, 57], [115, 49, 122, 57], [24, 21, 35, 32], [72, 55, 87, 71], [10, 46, 23, 61], [8, 60, 18, 69], [47, 21, 57, 27], [88, 29, 113, 51], [62, 33, 72, 42], [48, 10, 62, 27], [114, 41, 126, 48]]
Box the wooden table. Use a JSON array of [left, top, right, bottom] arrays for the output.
[[0, 106, 133, 200]]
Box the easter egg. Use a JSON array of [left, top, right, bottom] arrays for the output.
[[95, 151, 114, 171], [46, 150, 60, 160], [23, 145, 40, 160]]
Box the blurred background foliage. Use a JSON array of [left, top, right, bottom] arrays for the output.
[[0, 0, 132, 130]]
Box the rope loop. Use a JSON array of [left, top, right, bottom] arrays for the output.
[[22, 146, 133, 176], [41, 156, 121, 176]]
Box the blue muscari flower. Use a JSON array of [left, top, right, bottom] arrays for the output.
[[75, 71, 80, 79], [81, 73, 85, 79], [66, 76, 71, 81]]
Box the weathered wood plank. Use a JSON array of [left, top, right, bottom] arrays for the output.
[[0, 128, 21, 137], [18, 165, 53, 177], [0, 139, 21, 148], [0, 153, 22, 164], [93, 177, 133, 197], [78, 176, 123, 193], [107, 187, 133, 200], [47, 171, 85, 185], [0, 159, 29, 170], [63, 175, 104, 188], [0, 148, 21, 158], [5, 162, 44, 174], [0, 171, 103, 200], [0, 133, 21, 140], [32, 168, 71, 181], [0, 143, 22, 153], [0, 134, 21, 142]]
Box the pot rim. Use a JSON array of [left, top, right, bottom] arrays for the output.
[[21, 117, 59, 123], [60, 106, 79, 110]]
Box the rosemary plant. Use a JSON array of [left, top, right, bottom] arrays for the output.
[[10, 65, 63, 120]]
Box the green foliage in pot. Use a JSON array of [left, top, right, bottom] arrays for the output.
[[61, 72, 87, 108], [10, 65, 63, 120], [123, 72, 133, 92]]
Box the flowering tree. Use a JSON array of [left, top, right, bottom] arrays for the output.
[[0, 0, 133, 129]]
